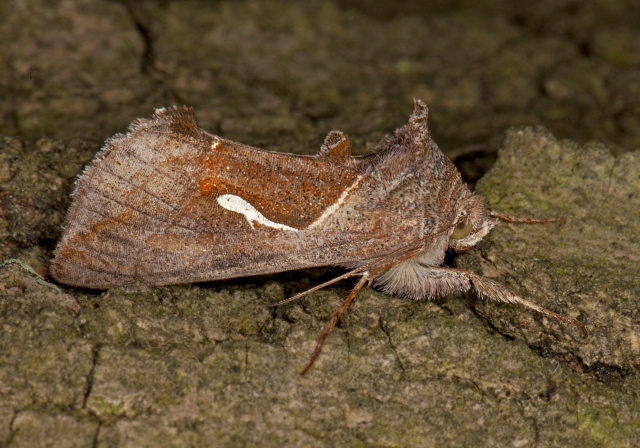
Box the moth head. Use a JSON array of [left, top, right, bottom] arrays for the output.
[[448, 194, 498, 251]]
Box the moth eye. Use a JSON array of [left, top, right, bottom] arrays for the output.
[[451, 217, 473, 240]]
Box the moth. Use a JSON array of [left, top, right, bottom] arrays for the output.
[[51, 99, 585, 373]]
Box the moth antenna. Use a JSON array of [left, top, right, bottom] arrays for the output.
[[301, 272, 370, 375], [491, 210, 565, 224]]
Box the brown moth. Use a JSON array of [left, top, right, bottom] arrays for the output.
[[51, 99, 585, 373]]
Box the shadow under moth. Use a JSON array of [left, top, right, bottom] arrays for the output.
[[51, 99, 586, 373]]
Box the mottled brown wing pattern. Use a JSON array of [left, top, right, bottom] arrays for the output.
[[51, 107, 387, 288]]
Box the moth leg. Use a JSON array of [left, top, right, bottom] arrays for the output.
[[420, 266, 587, 336], [269, 269, 364, 306], [301, 272, 370, 375]]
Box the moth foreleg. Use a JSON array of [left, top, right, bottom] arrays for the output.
[[417, 266, 587, 336]]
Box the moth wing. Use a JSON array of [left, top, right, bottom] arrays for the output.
[[51, 107, 393, 288]]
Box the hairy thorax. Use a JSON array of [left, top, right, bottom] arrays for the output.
[[373, 234, 449, 299]]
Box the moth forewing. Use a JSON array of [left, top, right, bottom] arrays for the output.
[[51, 99, 585, 374], [51, 108, 398, 288]]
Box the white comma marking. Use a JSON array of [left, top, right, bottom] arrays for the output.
[[216, 194, 299, 231]]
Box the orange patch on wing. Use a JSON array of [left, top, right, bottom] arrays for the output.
[[198, 177, 218, 194]]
